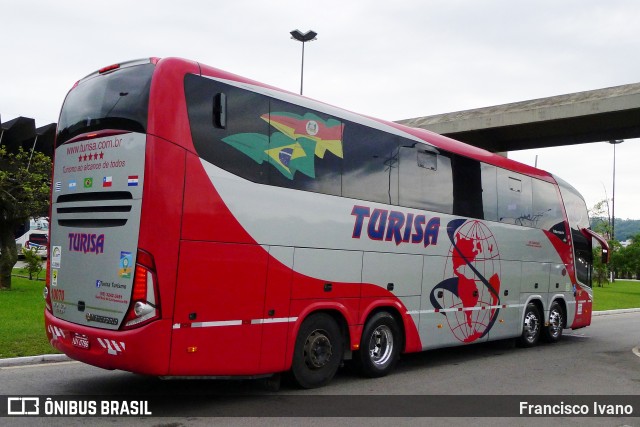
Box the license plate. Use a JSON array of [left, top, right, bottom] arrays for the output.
[[72, 333, 90, 349]]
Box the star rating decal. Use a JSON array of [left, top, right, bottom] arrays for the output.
[[78, 152, 105, 162]]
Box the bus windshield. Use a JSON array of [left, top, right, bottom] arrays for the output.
[[56, 61, 154, 146], [556, 176, 593, 287]]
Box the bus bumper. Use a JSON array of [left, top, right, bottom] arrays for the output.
[[45, 309, 172, 375]]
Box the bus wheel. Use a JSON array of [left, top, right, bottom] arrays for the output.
[[357, 312, 400, 378], [542, 301, 564, 343], [517, 303, 541, 347], [291, 313, 343, 389]]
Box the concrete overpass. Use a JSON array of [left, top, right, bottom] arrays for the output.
[[397, 82, 640, 152]]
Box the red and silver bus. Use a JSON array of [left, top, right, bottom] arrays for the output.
[[45, 57, 608, 388]]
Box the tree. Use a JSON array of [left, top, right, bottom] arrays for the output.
[[589, 198, 614, 286], [623, 234, 640, 279], [0, 146, 51, 289]]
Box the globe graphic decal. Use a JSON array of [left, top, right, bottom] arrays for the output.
[[430, 219, 501, 343]]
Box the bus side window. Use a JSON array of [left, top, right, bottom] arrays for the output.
[[532, 178, 566, 239], [481, 163, 498, 222], [451, 155, 483, 219], [266, 99, 342, 196], [497, 169, 533, 227], [185, 73, 269, 184], [342, 123, 399, 205], [398, 141, 453, 214]]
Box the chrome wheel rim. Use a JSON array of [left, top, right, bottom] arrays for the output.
[[523, 311, 540, 343], [368, 325, 394, 367], [548, 308, 563, 338]]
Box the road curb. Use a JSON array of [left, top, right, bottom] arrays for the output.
[[592, 307, 640, 316], [1, 308, 639, 368], [0, 354, 71, 368]]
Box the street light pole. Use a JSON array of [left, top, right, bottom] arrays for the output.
[[290, 29, 317, 95], [609, 139, 623, 242]]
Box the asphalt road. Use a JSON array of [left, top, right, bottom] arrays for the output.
[[1, 311, 639, 427]]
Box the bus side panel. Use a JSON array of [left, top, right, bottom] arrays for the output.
[[291, 248, 362, 299], [487, 260, 521, 340], [181, 153, 254, 244], [139, 135, 186, 320], [147, 57, 200, 151], [170, 241, 268, 375], [258, 246, 294, 373], [571, 285, 593, 328]]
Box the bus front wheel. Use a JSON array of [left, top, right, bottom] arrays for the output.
[[357, 312, 401, 378], [291, 313, 343, 389]]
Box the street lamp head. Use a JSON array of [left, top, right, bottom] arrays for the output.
[[609, 139, 624, 145], [290, 29, 317, 42]]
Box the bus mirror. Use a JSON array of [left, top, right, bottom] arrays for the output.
[[213, 93, 227, 129], [601, 248, 609, 264]]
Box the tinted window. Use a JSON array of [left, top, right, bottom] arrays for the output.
[[558, 179, 592, 286], [29, 234, 48, 245], [57, 63, 154, 145], [572, 230, 593, 286], [452, 155, 483, 218], [398, 141, 452, 214], [532, 178, 566, 239], [497, 169, 533, 227], [185, 74, 269, 183], [342, 123, 399, 204], [481, 163, 498, 221], [266, 100, 342, 196]]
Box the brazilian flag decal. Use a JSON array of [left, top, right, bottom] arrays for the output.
[[221, 112, 344, 180]]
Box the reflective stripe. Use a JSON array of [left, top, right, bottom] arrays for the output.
[[97, 338, 126, 355], [48, 325, 66, 340], [173, 317, 298, 329], [193, 320, 242, 328], [251, 317, 298, 325]]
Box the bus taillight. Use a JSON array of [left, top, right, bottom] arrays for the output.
[[122, 249, 160, 329]]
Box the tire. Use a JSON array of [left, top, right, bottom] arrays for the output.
[[517, 302, 541, 347], [542, 301, 565, 343], [291, 313, 343, 389], [357, 312, 401, 378]]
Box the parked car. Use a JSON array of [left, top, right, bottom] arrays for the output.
[[16, 230, 49, 259]]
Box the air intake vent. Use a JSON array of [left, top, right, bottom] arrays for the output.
[[56, 191, 134, 228], [57, 192, 133, 203]]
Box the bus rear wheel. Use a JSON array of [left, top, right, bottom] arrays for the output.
[[291, 313, 343, 389], [357, 312, 401, 378], [517, 303, 541, 347], [542, 301, 564, 343]]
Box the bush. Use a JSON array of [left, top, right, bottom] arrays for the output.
[[21, 247, 43, 280]]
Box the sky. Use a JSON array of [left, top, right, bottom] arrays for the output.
[[1, 0, 639, 219]]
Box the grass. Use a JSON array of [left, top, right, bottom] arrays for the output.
[[0, 271, 59, 358], [592, 279, 640, 311], [0, 274, 638, 359]]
